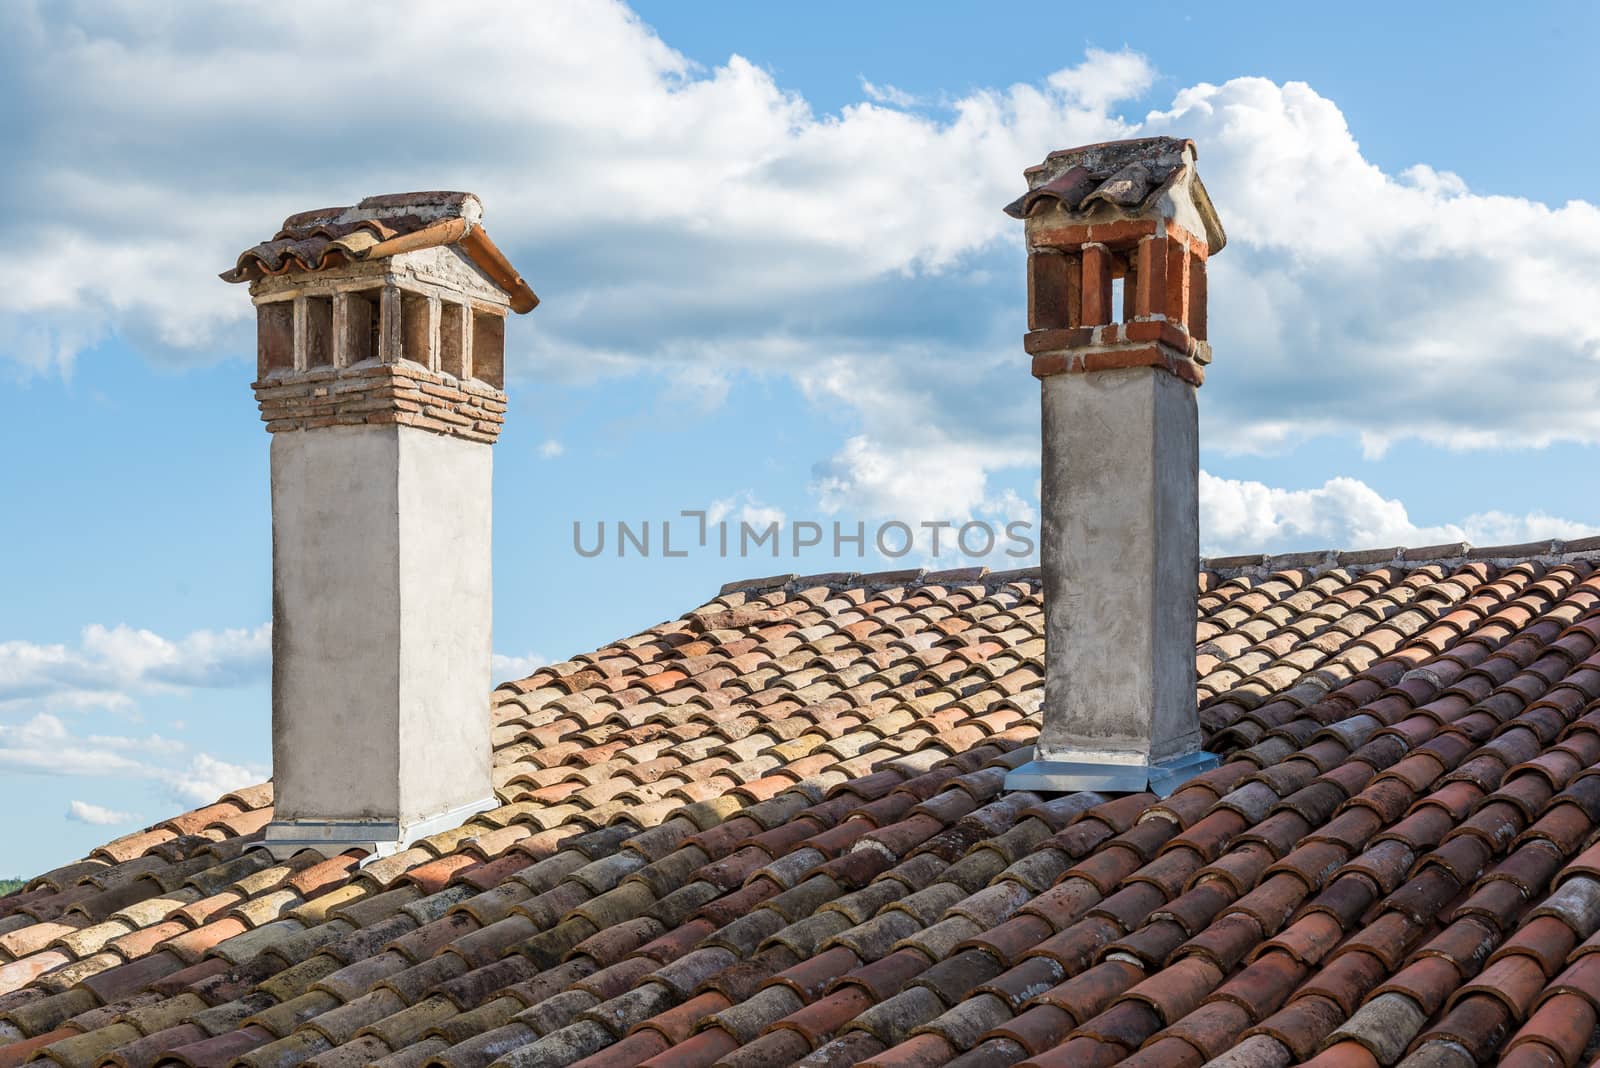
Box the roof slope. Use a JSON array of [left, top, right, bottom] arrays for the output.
[[7, 549, 1600, 1068]]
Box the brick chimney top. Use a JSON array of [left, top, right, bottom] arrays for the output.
[[225, 191, 535, 447]]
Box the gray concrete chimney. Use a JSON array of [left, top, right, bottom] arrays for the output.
[[222, 192, 538, 857], [1000, 139, 1226, 797]]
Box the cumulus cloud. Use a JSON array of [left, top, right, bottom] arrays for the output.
[[492, 652, 548, 681], [537, 440, 565, 459], [0, 618, 271, 819], [859, 79, 920, 109], [0, 623, 270, 711], [707, 493, 787, 530], [66, 800, 135, 826], [0, 711, 262, 810], [167, 753, 262, 807], [0, 713, 147, 775], [1, 3, 1592, 533], [811, 435, 1025, 524], [0, 7, 1138, 376], [1199, 471, 1600, 556], [1142, 81, 1600, 457]]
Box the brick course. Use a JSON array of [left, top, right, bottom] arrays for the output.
[[253, 364, 508, 445]]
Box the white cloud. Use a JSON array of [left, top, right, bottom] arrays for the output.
[[0, 619, 270, 817], [0, 4, 1594, 536], [492, 651, 548, 681], [1045, 48, 1158, 111], [0, 2, 1140, 383], [707, 493, 787, 531], [0, 622, 269, 711], [1140, 80, 1600, 457], [0, 711, 261, 811], [860, 79, 920, 109], [1199, 471, 1599, 556], [167, 753, 262, 807], [0, 713, 146, 775], [66, 800, 135, 826], [537, 439, 565, 459]]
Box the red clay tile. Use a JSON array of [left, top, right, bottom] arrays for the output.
[[1250, 994, 1346, 1061], [636, 1027, 738, 1068], [988, 1004, 1073, 1056], [1452, 954, 1550, 1019], [1208, 951, 1305, 1021], [635, 992, 732, 1045], [1373, 956, 1461, 1017], [1030, 960, 1144, 1025], [1504, 992, 1596, 1067], [1116, 1035, 1205, 1068], [777, 987, 875, 1046], [1158, 999, 1252, 1060], [859, 1033, 954, 1068], [1299, 1042, 1379, 1068], [1422, 995, 1515, 1062], [1492, 915, 1579, 977], [1305, 952, 1395, 1016], [1126, 952, 1222, 1023]]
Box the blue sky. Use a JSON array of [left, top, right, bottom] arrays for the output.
[[2, 1, 1597, 874]]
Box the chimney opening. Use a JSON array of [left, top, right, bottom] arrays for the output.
[[439, 302, 468, 379], [1026, 250, 1077, 331], [257, 300, 294, 377], [400, 289, 434, 369], [471, 309, 506, 390], [341, 289, 380, 366], [304, 296, 334, 369]]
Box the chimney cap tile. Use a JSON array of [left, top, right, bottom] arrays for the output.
[[1005, 136, 1225, 254], [221, 191, 538, 313]]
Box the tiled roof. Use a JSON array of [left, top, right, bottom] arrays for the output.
[[219, 192, 538, 314], [8, 543, 1600, 1068]]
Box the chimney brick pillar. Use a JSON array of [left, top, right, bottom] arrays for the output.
[[1001, 139, 1226, 796]]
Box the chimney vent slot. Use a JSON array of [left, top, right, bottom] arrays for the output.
[[257, 302, 295, 378], [341, 290, 380, 366], [439, 303, 468, 379], [400, 290, 435, 370], [471, 310, 505, 390], [304, 296, 334, 369]]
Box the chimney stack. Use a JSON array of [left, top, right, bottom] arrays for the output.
[[1001, 139, 1225, 797], [222, 192, 537, 857]]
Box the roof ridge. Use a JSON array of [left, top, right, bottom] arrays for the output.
[[1205, 533, 1600, 577], [714, 534, 1600, 596]]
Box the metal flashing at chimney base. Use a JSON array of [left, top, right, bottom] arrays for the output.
[[254, 796, 498, 862], [1005, 750, 1221, 798]]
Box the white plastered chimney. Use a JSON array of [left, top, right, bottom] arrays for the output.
[[222, 191, 538, 856]]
